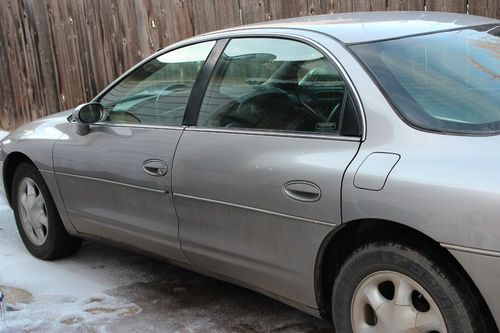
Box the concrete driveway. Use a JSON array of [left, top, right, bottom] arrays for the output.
[[0, 195, 333, 332]]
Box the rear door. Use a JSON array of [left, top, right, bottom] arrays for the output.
[[173, 36, 362, 306], [53, 41, 216, 261]]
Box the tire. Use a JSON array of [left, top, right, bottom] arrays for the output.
[[332, 241, 489, 333], [12, 162, 82, 260]]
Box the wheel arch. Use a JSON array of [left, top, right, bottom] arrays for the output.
[[314, 218, 497, 331], [3, 151, 35, 207]]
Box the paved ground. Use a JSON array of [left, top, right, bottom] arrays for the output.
[[0, 196, 333, 333]]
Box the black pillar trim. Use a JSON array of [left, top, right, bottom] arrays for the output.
[[183, 38, 229, 126]]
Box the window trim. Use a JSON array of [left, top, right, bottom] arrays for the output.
[[88, 30, 366, 141], [91, 40, 219, 129], [189, 34, 365, 140], [183, 39, 229, 126], [92, 40, 217, 104], [184, 126, 361, 142]]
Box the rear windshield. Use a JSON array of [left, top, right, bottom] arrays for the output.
[[351, 25, 500, 135]]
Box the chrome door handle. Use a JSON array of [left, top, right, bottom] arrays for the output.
[[283, 181, 321, 202], [143, 159, 168, 177]]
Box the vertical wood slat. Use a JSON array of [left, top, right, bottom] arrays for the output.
[[239, 0, 268, 24], [426, 0, 468, 12], [0, 0, 15, 129], [387, 0, 425, 11], [353, 0, 387, 12], [0, 0, 498, 130], [307, 0, 338, 15], [468, 0, 499, 18]]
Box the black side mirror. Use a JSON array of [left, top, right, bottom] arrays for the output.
[[72, 102, 105, 135]]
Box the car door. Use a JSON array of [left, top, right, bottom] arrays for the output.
[[53, 41, 216, 261], [172, 36, 363, 306]]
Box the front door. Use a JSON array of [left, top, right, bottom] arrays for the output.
[[53, 41, 216, 261], [173, 37, 362, 306]]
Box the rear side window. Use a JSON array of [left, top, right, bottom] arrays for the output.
[[351, 25, 500, 135], [197, 38, 360, 136]]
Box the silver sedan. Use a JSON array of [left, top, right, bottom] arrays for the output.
[[1, 11, 499, 333]]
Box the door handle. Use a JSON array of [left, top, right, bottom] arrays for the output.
[[143, 159, 168, 177], [283, 181, 321, 202]]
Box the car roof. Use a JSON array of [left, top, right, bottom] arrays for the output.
[[205, 11, 499, 44]]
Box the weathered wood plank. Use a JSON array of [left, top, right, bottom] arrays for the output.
[[191, 0, 242, 34], [468, 0, 499, 18], [23, 0, 60, 118], [337, 0, 354, 12], [387, 0, 425, 11], [307, 0, 338, 15], [265, 0, 309, 20], [0, 1, 16, 129], [239, 0, 268, 24], [426, 0, 467, 12], [353, 0, 387, 11]]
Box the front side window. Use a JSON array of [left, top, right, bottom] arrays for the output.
[[197, 38, 359, 136], [351, 25, 500, 135], [99, 41, 215, 126]]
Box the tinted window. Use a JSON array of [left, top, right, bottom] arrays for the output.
[[351, 25, 500, 134], [341, 92, 361, 137], [197, 38, 358, 135], [99, 41, 215, 126]]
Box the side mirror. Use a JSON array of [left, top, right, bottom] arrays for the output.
[[72, 102, 105, 135]]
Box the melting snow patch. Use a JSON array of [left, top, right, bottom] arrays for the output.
[[0, 293, 140, 332], [0, 196, 142, 332]]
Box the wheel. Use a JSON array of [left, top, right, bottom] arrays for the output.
[[12, 162, 82, 260], [332, 242, 489, 333]]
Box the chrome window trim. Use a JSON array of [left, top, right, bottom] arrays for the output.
[[69, 121, 186, 131], [92, 39, 220, 103], [89, 29, 366, 140], [192, 32, 366, 140], [441, 243, 500, 258], [91, 40, 218, 129], [55, 171, 168, 194], [185, 126, 361, 142], [279, 32, 366, 141], [68, 119, 185, 131], [174, 193, 336, 227]]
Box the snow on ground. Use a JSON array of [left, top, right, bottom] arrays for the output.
[[0, 197, 143, 332], [0, 195, 332, 332], [0, 131, 8, 139]]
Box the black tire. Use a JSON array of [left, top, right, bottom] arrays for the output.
[[12, 162, 82, 260], [332, 241, 489, 333]]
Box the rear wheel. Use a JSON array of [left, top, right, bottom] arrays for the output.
[[12, 162, 82, 260], [332, 242, 489, 333]]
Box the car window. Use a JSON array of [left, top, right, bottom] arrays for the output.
[[197, 38, 359, 136], [99, 41, 215, 126], [351, 25, 500, 135]]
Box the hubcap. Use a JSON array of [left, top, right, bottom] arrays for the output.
[[351, 271, 447, 333], [17, 177, 48, 246]]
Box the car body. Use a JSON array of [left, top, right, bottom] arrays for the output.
[[1, 11, 499, 332]]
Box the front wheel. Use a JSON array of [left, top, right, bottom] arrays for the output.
[[12, 162, 82, 260], [332, 242, 490, 333]]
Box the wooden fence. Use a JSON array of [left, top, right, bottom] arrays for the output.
[[0, 0, 498, 129]]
